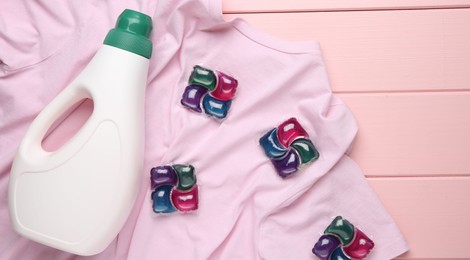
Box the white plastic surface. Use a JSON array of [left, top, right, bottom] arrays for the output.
[[8, 45, 150, 255]]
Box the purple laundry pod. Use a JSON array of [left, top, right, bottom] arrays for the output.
[[181, 84, 208, 113], [271, 149, 300, 178], [312, 234, 341, 260], [150, 165, 178, 189]]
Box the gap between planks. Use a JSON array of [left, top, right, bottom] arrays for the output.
[[334, 89, 470, 95], [223, 6, 470, 15], [366, 174, 470, 179], [222, 0, 470, 14]]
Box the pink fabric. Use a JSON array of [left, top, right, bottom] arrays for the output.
[[0, 0, 408, 259]]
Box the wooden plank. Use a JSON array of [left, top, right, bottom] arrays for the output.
[[339, 92, 470, 177], [368, 177, 470, 259], [224, 8, 470, 92], [223, 0, 470, 13]]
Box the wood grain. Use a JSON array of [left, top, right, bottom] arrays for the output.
[[340, 92, 470, 177], [369, 177, 470, 258], [224, 8, 470, 92]]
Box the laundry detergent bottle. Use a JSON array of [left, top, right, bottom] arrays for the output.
[[8, 9, 152, 255]]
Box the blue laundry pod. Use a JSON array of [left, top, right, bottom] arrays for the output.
[[151, 185, 177, 213], [202, 94, 232, 119], [259, 128, 289, 159]]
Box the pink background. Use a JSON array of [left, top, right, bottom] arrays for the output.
[[223, 0, 470, 259]]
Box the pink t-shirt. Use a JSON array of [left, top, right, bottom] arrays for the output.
[[0, 0, 408, 259]]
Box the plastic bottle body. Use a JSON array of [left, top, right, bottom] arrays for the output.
[[8, 45, 149, 255]]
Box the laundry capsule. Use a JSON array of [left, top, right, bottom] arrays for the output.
[[181, 65, 237, 120], [313, 216, 375, 260], [150, 164, 199, 214], [259, 117, 319, 178]]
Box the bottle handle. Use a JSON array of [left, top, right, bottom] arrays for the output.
[[18, 84, 93, 164]]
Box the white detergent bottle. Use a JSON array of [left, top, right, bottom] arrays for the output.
[[8, 9, 153, 255]]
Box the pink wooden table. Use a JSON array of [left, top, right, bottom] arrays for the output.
[[223, 0, 470, 259]]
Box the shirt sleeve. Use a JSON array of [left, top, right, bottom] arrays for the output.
[[259, 156, 409, 260], [0, 0, 87, 71]]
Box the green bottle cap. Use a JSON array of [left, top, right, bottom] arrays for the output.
[[104, 9, 153, 59]]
